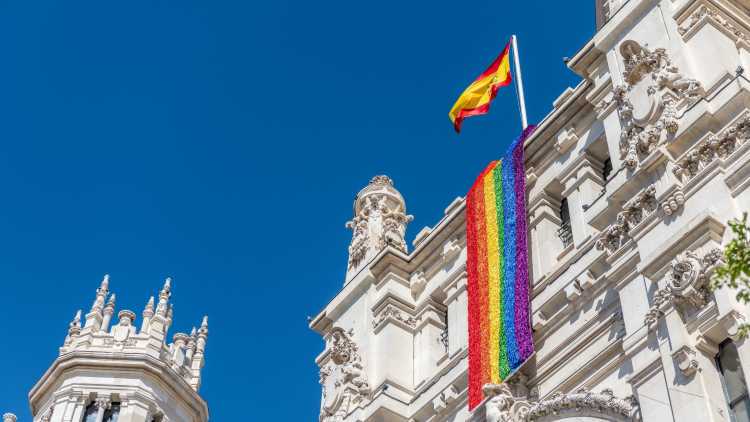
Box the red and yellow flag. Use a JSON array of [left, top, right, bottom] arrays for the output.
[[449, 41, 513, 133]]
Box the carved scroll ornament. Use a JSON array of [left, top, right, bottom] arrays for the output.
[[613, 41, 703, 170], [319, 328, 370, 422]]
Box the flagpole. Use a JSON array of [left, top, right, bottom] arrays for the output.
[[511, 34, 529, 130]]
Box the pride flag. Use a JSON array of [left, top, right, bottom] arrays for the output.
[[449, 40, 513, 133], [466, 125, 536, 410]]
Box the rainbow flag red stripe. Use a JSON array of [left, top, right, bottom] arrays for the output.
[[466, 126, 536, 410]]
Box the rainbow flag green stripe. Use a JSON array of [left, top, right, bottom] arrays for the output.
[[467, 126, 536, 410]]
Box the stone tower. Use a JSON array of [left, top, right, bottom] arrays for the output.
[[345, 175, 413, 282], [16, 275, 209, 422]]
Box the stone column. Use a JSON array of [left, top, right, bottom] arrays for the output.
[[116, 400, 151, 422], [413, 303, 446, 388], [372, 304, 415, 394], [619, 274, 651, 351], [657, 307, 716, 422], [528, 195, 563, 283], [444, 273, 468, 358], [60, 394, 86, 422], [94, 398, 111, 422]]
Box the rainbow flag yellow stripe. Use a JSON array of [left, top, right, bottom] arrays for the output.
[[467, 126, 536, 409]]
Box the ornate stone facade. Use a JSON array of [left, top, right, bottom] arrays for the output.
[[346, 176, 414, 274], [613, 41, 703, 170], [5, 276, 211, 422], [319, 328, 371, 422], [311, 1, 750, 422]]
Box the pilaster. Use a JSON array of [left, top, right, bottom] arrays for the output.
[[528, 194, 563, 282]]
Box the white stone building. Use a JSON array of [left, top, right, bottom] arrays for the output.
[[310, 0, 750, 421], [4, 275, 210, 422]]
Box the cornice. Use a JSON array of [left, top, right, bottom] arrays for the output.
[[28, 351, 208, 420]]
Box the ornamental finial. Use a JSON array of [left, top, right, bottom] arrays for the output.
[[345, 176, 413, 276]]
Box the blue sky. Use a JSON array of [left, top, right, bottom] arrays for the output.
[[0, 1, 592, 419]]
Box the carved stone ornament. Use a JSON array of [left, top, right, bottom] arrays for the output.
[[40, 405, 54, 422], [596, 185, 658, 254], [613, 41, 704, 170], [346, 176, 413, 270], [678, 4, 750, 46], [480, 384, 640, 422], [112, 310, 136, 344], [672, 345, 699, 376], [525, 388, 640, 421], [319, 327, 370, 422], [644, 248, 723, 328], [673, 113, 750, 183], [372, 304, 417, 330]]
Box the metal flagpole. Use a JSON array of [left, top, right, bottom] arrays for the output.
[[511, 34, 529, 130]]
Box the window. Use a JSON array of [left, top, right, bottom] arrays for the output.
[[83, 401, 120, 422], [717, 340, 750, 422], [602, 158, 613, 183], [557, 198, 573, 248]]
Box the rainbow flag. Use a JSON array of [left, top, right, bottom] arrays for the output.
[[466, 125, 536, 410]]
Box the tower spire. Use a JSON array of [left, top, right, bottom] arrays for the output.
[[83, 274, 111, 331], [156, 277, 172, 317], [101, 293, 116, 333], [141, 296, 155, 333]]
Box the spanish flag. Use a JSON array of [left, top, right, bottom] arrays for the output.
[[449, 41, 513, 133]]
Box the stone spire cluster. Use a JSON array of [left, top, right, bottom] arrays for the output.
[[62, 275, 210, 392]]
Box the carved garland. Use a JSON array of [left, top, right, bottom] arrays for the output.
[[483, 384, 640, 422], [372, 305, 417, 330], [678, 3, 750, 46], [596, 185, 658, 254], [673, 113, 750, 184], [596, 184, 686, 256]]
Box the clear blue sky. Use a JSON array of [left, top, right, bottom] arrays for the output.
[[0, 1, 592, 419]]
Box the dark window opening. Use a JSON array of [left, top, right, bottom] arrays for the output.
[[83, 402, 120, 422], [557, 198, 573, 248], [602, 158, 613, 182], [717, 340, 750, 422]]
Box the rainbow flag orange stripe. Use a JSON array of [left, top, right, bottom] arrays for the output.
[[449, 41, 512, 133], [467, 126, 536, 410]]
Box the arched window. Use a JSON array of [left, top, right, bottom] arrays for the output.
[[716, 340, 750, 421]]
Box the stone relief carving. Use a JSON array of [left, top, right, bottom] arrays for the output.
[[483, 383, 531, 422], [612, 41, 703, 170], [660, 189, 685, 216], [596, 185, 658, 254], [40, 405, 54, 422], [372, 305, 417, 330], [678, 3, 750, 46], [596, 184, 687, 255], [673, 113, 750, 184], [481, 383, 640, 422], [319, 327, 370, 422], [644, 248, 723, 328], [672, 345, 699, 376], [526, 388, 639, 421], [346, 176, 413, 270]]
